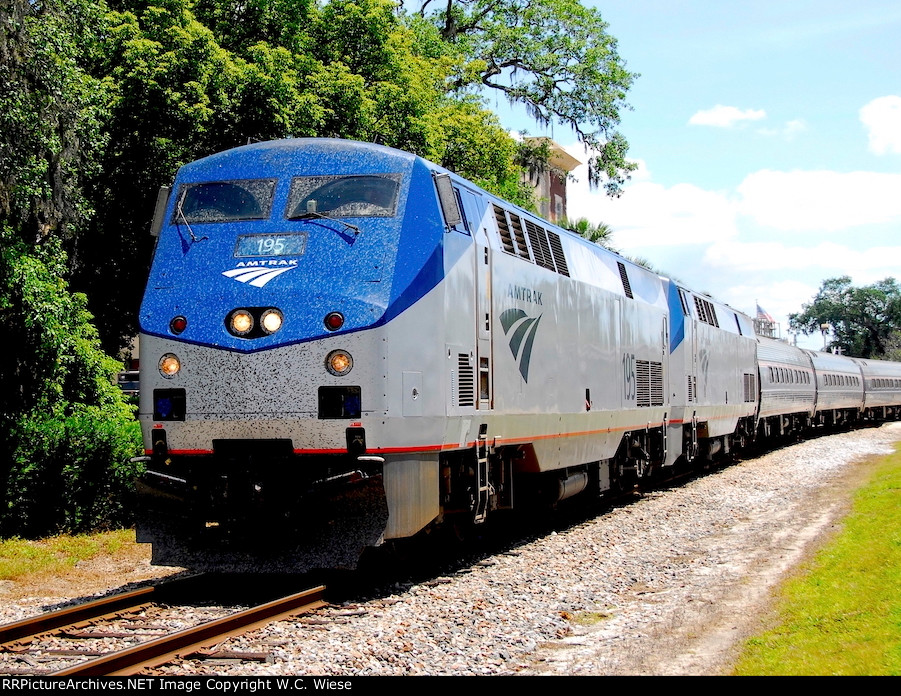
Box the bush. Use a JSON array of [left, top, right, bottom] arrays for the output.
[[0, 229, 144, 537]]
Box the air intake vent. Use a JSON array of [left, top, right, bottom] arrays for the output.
[[694, 296, 719, 327], [687, 375, 696, 402], [509, 214, 530, 260], [493, 205, 516, 256], [617, 261, 633, 299], [457, 353, 475, 407], [743, 373, 757, 402], [525, 220, 554, 271], [636, 360, 664, 407], [547, 230, 569, 276]]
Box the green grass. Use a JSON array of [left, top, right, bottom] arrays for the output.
[[0, 529, 133, 581], [733, 446, 901, 675]]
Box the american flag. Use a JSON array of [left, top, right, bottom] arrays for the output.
[[756, 303, 775, 323]]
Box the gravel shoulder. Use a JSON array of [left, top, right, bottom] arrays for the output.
[[2, 423, 899, 676]]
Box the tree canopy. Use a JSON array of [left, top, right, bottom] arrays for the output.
[[789, 276, 901, 359], [419, 0, 638, 194]]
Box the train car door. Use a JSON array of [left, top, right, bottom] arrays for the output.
[[464, 191, 493, 411], [680, 288, 698, 405], [436, 174, 493, 411]]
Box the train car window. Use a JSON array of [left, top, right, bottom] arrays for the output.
[[452, 188, 469, 233], [286, 174, 401, 218], [457, 188, 484, 236], [173, 179, 276, 223]]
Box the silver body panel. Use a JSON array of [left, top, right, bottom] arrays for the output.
[[757, 337, 816, 420]]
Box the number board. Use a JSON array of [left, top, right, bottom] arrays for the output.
[[235, 233, 308, 257]]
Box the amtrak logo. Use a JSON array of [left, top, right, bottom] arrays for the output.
[[222, 262, 296, 288], [500, 308, 542, 382]]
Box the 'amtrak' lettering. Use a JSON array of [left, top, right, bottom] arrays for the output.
[[235, 259, 299, 268], [508, 284, 543, 305]]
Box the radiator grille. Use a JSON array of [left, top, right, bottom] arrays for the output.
[[456, 353, 475, 407], [636, 360, 664, 407], [743, 372, 757, 402]]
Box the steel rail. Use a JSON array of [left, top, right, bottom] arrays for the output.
[[50, 585, 327, 676], [0, 584, 166, 647]]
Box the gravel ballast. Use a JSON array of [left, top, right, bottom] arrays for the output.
[[3, 423, 900, 676]]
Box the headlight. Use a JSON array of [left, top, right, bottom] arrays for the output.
[[229, 310, 254, 336], [226, 308, 283, 338], [326, 350, 353, 376], [159, 353, 181, 378], [261, 308, 283, 334]]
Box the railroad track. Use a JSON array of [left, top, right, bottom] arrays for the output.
[[0, 576, 327, 676]]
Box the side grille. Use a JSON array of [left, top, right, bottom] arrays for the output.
[[509, 214, 530, 260], [493, 204, 516, 255], [547, 230, 569, 276], [743, 373, 757, 402], [491, 203, 570, 278], [617, 261, 633, 299], [456, 353, 475, 407], [694, 296, 720, 327], [525, 219, 554, 271], [636, 360, 664, 407]]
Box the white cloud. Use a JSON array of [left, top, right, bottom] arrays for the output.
[[703, 240, 901, 277], [860, 95, 901, 155], [565, 175, 738, 247], [561, 142, 739, 247], [688, 105, 766, 128], [757, 119, 807, 140], [783, 119, 808, 138], [721, 279, 819, 325], [736, 169, 901, 231]]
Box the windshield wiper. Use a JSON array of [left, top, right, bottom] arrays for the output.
[[288, 210, 360, 236], [175, 190, 209, 244]]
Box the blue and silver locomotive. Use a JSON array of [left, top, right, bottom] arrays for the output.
[[136, 138, 901, 571]]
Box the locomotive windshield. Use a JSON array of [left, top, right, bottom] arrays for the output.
[[173, 179, 276, 223], [286, 174, 401, 219]]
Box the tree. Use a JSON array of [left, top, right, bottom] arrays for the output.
[[0, 228, 142, 537], [419, 0, 638, 194], [789, 276, 901, 358], [0, 0, 109, 244], [0, 0, 141, 536]]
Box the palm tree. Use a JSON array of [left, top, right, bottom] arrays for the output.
[[561, 217, 616, 249]]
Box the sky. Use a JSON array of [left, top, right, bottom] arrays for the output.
[[495, 0, 901, 350]]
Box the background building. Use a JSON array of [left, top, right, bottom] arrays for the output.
[[522, 138, 581, 224]]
